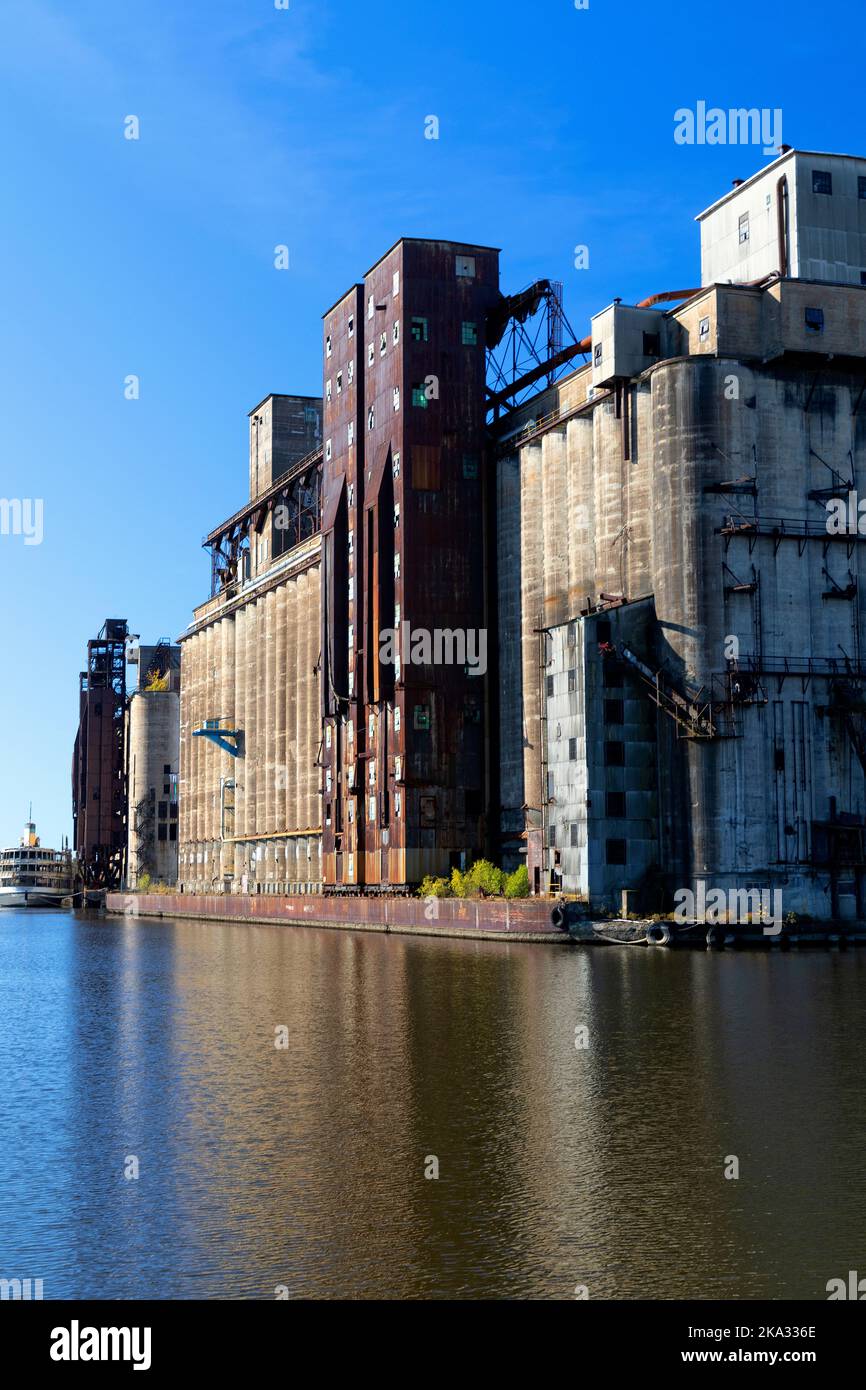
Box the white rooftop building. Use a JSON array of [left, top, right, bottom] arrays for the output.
[[697, 148, 866, 288]]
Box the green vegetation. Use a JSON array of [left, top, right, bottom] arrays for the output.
[[417, 859, 530, 900], [504, 864, 530, 899]]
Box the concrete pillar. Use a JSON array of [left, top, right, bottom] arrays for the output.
[[264, 588, 276, 836], [275, 582, 288, 831]]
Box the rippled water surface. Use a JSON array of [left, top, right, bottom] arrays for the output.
[[0, 910, 864, 1299]]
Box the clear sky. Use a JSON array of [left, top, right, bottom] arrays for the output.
[[0, 0, 861, 848]]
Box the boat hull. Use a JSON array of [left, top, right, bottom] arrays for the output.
[[0, 889, 78, 909]]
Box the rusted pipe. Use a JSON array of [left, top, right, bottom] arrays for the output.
[[776, 174, 789, 277], [636, 288, 703, 308]]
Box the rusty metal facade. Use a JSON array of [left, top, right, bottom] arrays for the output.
[[71, 618, 129, 888], [320, 240, 501, 887]]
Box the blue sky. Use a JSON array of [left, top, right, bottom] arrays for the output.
[[0, 0, 861, 847]]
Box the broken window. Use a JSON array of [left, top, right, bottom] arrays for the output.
[[738, 211, 750, 243], [410, 316, 429, 343], [812, 169, 832, 195], [604, 698, 624, 725], [461, 321, 478, 345], [606, 790, 626, 817], [456, 254, 476, 278], [606, 838, 627, 865], [805, 306, 825, 333]]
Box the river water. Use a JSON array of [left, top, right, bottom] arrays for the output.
[[0, 909, 863, 1300]]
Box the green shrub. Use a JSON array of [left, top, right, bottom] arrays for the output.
[[137, 872, 151, 892], [417, 875, 451, 898], [504, 864, 530, 899], [464, 859, 506, 897], [450, 866, 468, 898]]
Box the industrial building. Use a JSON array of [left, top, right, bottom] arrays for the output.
[[320, 240, 501, 887], [177, 395, 322, 893], [72, 619, 131, 889], [175, 147, 866, 917], [72, 622, 181, 890], [126, 641, 182, 888]]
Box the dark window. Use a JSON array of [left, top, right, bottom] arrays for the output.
[[603, 664, 622, 688], [805, 307, 824, 333], [643, 331, 660, 356], [597, 619, 611, 643], [461, 322, 478, 345], [812, 169, 832, 195], [860, 271, 866, 286], [546, 675, 554, 697], [593, 343, 603, 366], [169, 824, 177, 841], [774, 747, 785, 772], [568, 668, 576, 692], [163, 764, 171, 774], [570, 823, 579, 847], [92, 790, 99, 801], [604, 698, 624, 725], [158, 801, 168, 819], [549, 825, 556, 848], [410, 316, 429, 343], [859, 176, 866, 200], [606, 790, 626, 817], [568, 737, 577, 761], [462, 454, 479, 480], [170, 804, 178, 819], [604, 740, 625, 767], [158, 824, 168, 842], [163, 783, 170, 795], [94, 703, 102, 716], [606, 838, 627, 865]]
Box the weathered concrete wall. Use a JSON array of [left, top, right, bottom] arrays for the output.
[[498, 280, 866, 916], [179, 542, 322, 894], [127, 690, 180, 888]]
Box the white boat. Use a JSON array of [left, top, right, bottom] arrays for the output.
[[0, 816, 80, 908]]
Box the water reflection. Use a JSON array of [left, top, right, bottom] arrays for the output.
[[0, 912, 863, 1298]]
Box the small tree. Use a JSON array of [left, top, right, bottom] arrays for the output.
[[465, 859, 506, 897], [417, 875, 451, 898], [504, 865, 530, 899]]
